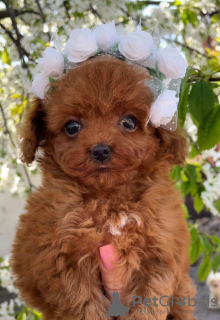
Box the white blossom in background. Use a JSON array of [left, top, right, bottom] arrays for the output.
[[185, 116, 220, 215], [201, 163, 220, 216], [202, 150, 220, 167], [182, 0, 216, 12], [0, 301, 15, 320], [0, 257, 18, 294], [184, 114, 197, 142], [0, 256, 24, 318]]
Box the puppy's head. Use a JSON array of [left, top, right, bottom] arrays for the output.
[[19, 56, 187, 189]]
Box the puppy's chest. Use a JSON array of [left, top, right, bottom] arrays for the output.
[[52, 187, 149, 256], [68, 199, 144, 246]]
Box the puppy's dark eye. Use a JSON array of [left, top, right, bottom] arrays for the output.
[[120, 115, 138, 130], [65, 121, 82, 136]]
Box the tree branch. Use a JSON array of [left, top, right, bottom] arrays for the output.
[[0, 103, 35, 192], [209, 77, 220, 82], [200, 9, 220, 18], [35, 0, 50, 40], [0, 9, 39, 20], [120, 7, 132, 17], [0, 22, 17, 46], [120, 6, 143, 25], [2, 0, 21, 41], [63, 1, 71, 20], [35, 0, 45, 21], [119, 5, 209, 59], [187, 134, 219, 174], [137, 1, 170, 5], [172, 39, 207, 58], [137, 0, 220, 16], [0, 23, 30, 62], [23, 166, 36, 192], [89, 4, 103, 22], [0, 103, 16, 148], [1, 0, 29, 68]]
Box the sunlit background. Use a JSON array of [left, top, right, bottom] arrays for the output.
[[0, 0, 220, 319]]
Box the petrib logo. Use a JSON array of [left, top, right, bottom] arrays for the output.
[[99, 291, 130, 318], [99, 291, 218, 318]]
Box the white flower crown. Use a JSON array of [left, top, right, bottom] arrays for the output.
[[32, 21, 187, 131]]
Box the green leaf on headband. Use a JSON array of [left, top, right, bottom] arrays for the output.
[[46, 78, 58, 95], [188, 81, 215, 129], [197, 105, 220, 151], [49, 77, 58, 83], [94, 48, 103, 56], [111, 43, 119, 52], [146, 67, 165, 80], [178, 67, 194, 126]]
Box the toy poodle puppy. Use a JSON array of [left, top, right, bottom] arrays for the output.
[[11, 56, 196, 320], [207, 271, 220, 308]]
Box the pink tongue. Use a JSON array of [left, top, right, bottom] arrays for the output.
[[99, 244, 118, 270]]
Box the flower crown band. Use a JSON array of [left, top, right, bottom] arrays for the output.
[[32, 21, 187, 131]]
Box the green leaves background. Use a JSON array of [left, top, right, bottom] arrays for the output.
[[189, 225, 220, 281], [178, 67, 220, 152]]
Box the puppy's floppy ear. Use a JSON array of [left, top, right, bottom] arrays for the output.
[[207, 279, 215, 287], [155, 127, 188, 166], [206, 272, 215, 286], [19, 98, 46, 165]]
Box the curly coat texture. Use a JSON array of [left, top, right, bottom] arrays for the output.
[[11, 56, 196, 320]]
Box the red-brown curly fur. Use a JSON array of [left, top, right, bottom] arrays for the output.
[[11, 56, 196, 320]]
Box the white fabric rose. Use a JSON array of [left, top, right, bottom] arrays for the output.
[[150, 90, 179, 127], [65, 28, 98, 63], [38, 47, 64, 77], [118, 30, 153, 62], [94, 20, 120, 50], [157, 47, 187, 79], [32, 73, 50, 99]]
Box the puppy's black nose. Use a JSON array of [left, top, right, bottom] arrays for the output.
[[91, 144, 111, 162]]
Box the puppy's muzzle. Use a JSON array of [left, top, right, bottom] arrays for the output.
[[91, 144, 112, 162]]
